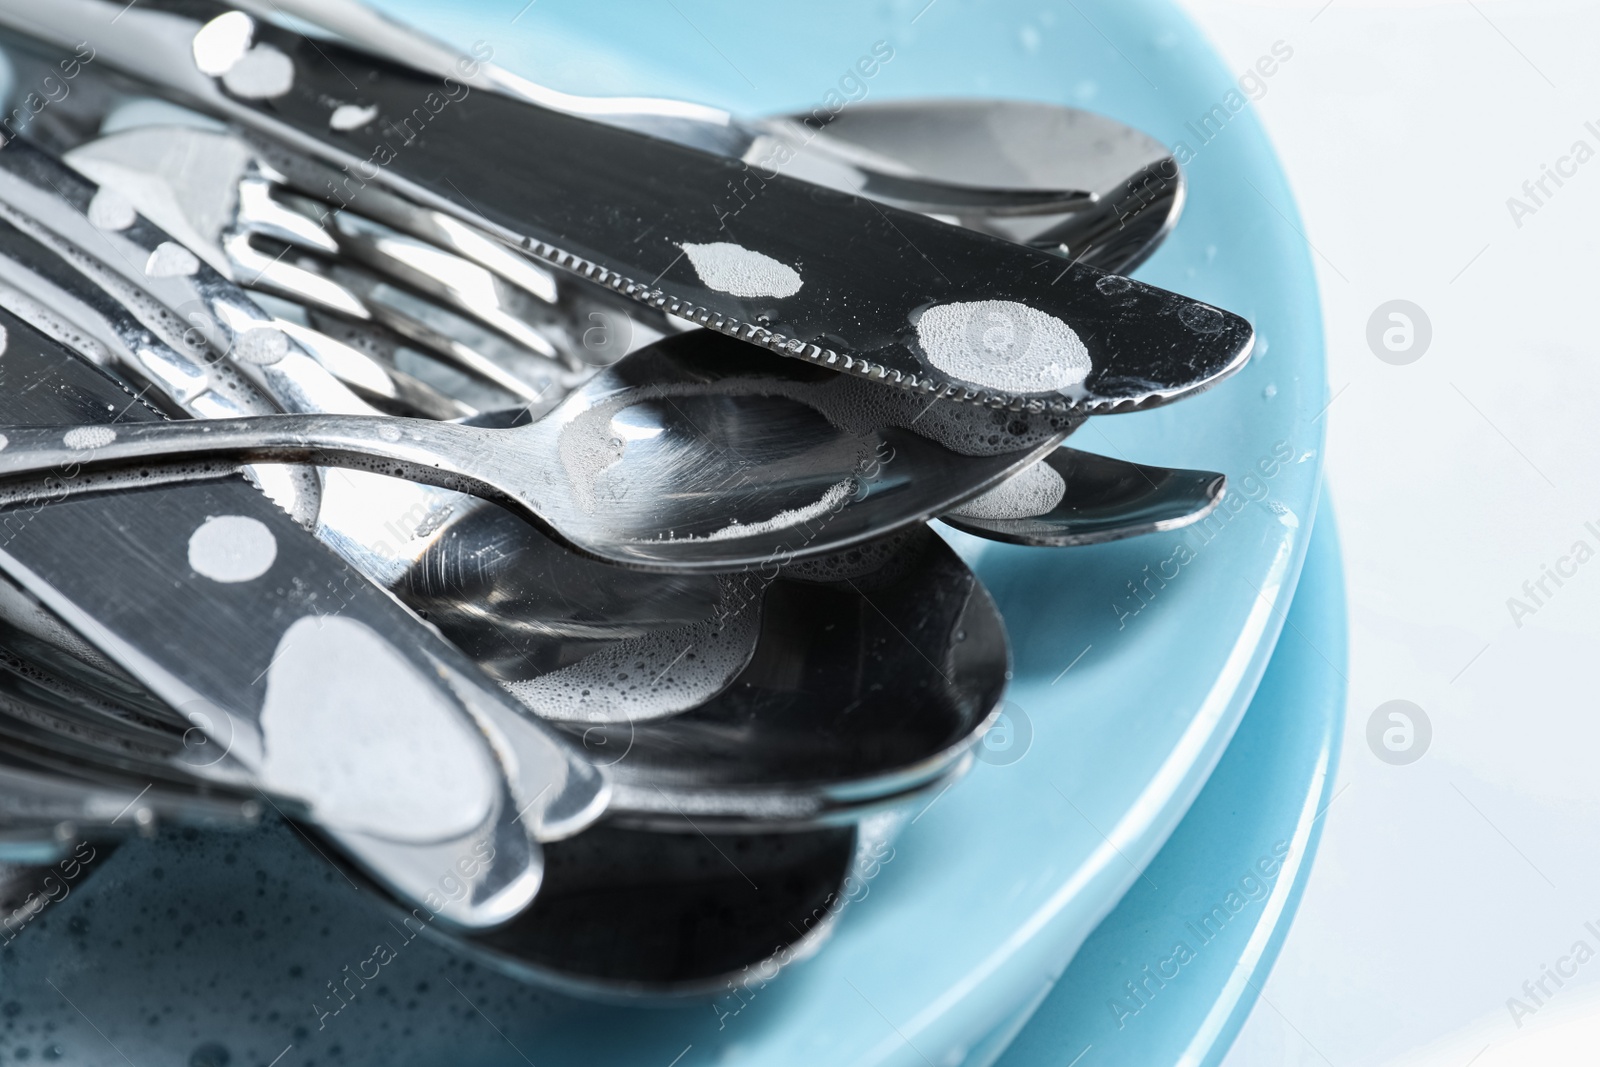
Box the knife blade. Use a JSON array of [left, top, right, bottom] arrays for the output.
[[0, 305, 609, 927], [0, 0, 1254, 415]]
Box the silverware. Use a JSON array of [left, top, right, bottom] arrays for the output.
[[0, 0, 1254, 414], [62, 124, 586, 411], [0, 134, 1012, 830], [235, 0, 1181, 273], [0, 330, 1074, 570], [527, 526, 1006, 828], [0, 306, 613, 929], [944, 448, 1225, 546], [761, 99, 1183, 274]]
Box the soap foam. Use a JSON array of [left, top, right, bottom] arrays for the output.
[[87, 188, 137, 232], [187, 514, 278, 583], [258, 615, 497, 841], [506, 576, 760, 724], [63, 426, 116, 450], [949, 457, 1066, 520], [915, 300, 1091, 395], [222, 45, 295, 100], [329, 103, 379, 131], [680, 242, 802, 299], [233, 327, 289, 366], [144, 242, 200, 279]]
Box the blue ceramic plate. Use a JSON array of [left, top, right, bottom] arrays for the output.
[[994, 498, 1345, 1067], [0, 3, 1327, 1065]]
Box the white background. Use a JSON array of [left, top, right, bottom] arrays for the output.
[[1170, 1, 1600, 1064]]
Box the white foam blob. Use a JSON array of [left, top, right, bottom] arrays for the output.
[[222, 44, 295, 100], [144, 242, 200, 278], [0, 434, 9, 453], [680, 241, 802, 299], [63, 426, 115, 450], [696, 480, 856, 542], [0, 324, 7, 357], [191, 10, 254, 77], [915, 300, 1092, 394], [329, 103, 378, 131], [87, 187, 137, 232], [233, 326, 288, 365], [258, 615, 497, 841], [949, 458, 1066, 520], [187, 514, 278, 583], [507, 577, 760, 725]]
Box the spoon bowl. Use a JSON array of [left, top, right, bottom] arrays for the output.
[[0, 331, 1075, 571]]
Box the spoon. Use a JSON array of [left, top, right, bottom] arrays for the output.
[[559, 526, 1006, 828], [0, 329, 1074, 571], [944, 448, 1226, 547]]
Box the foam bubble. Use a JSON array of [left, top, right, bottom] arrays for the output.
[[258, 616, 497, 840], [506, 576, 760, 724], [233, 327, 288, 366], [693, 480, 855, 543], [191, 11, 254, 77], [222, 45, 295, 100], [187, 514, 278, 583], [63, 426, 116, 450], [330, 103, 378, 131], [949, 457, 1066, 520], [915, 300, 1091, 394], [144, 242, 200, 278], [680, 241, 802, 299], [87, 188, 137, 232]]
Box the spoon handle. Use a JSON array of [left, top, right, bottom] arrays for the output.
[[0, 415, 507, 500]]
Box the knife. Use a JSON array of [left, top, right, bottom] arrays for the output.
[[0, 0, 1254, 415], [0, 305, 609, 928]]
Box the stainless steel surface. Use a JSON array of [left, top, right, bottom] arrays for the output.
[[0, 331, 1075, 571], [0, 306, 614, 929], [944, 448, 1227, 546], [771, 99, 1184, 274], [0, 0, 1255, 414], [0, 130, 1012, 834], [246, 0, 1179, 272], [0, 0, 1259, 994], [60, 124, 582, 413]]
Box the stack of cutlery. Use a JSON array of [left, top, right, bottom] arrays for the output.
[[0, 0, 1250, 994]]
